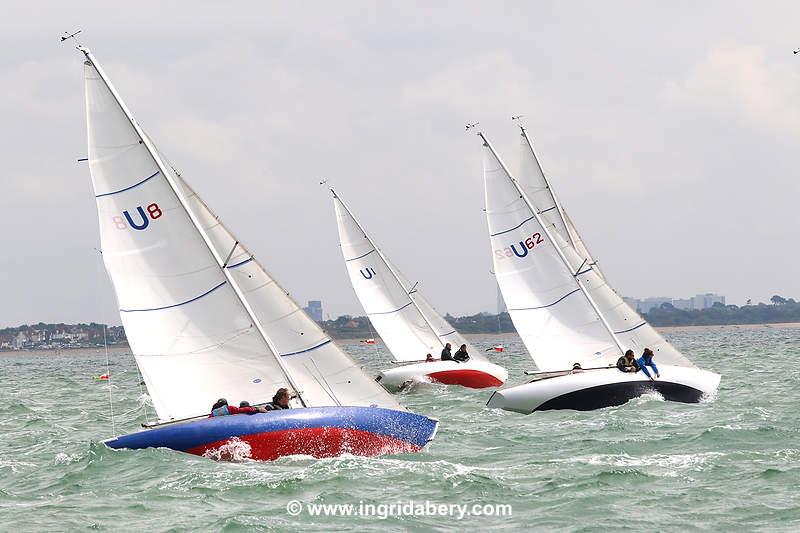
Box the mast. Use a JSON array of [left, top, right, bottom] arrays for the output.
[[331, 187, 448, 350], [480, 132, 626, 356], [518, 126, 578, 248], [80, 47, 308, 406]]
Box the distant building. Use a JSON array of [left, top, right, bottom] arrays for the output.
[[638, 297, 672, 314], [624, 293, 726, 313], [304, 300, 323, 322], [692, 293, 725, 310]]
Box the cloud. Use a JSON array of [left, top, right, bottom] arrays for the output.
[[663, 42, 800, 134]]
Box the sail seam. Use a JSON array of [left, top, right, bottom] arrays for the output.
[[613, 321, 647, 334], [280, 339, 332, 357], [120, 281, 227, 312], [95, 171, 160, 198], [345, 249, 376, 262], [490, 215, 536, 237], [510, 288, 581, 311], [368, 301, 414, 316]]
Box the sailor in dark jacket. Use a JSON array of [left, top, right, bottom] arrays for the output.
[[265, 388, 292, 411], [616, 349, 640, 372], [440, 343, 453, 361], [453, 344, 470, 362]]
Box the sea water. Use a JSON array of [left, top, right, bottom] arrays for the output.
[[1, 327, 799, 531]]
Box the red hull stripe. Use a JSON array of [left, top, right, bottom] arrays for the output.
[[426, 369, 503, 388], [186, 427, 421, 461]]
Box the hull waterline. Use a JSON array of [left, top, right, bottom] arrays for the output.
[[103, 406, 438, 461], [487, 365, 720, 414], [378, 360, 508, 390]]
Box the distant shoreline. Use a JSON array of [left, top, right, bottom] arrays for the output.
[[657, 321, 800, 332], [3, 321, 799, 356]]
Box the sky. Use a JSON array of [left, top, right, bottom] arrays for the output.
[[2, 1, 800, 328]]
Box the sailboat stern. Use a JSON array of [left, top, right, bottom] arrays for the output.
[[103, 406, 438, 461], [487, 365, 721, 414], [378, 360, 508, 390]]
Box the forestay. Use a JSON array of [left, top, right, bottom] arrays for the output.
[[84, 52, 402, 422], [333, 191, 482, 363]]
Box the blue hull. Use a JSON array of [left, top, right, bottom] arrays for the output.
[[104, 406, 438, 461]]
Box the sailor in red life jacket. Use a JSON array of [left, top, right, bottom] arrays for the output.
[[209, 398, 266, 417]]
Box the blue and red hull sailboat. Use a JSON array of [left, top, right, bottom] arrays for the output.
[[77, 43, 439, 461], [105, 407, 438, 461]]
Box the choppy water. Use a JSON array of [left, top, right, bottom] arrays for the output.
[[1, 328, 799, 531]]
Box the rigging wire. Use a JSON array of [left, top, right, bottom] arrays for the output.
[[93, 247, 116, 437]]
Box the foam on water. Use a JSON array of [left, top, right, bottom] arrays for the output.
[[2, 329, 800, 530]]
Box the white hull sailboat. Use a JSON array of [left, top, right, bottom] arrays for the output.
[[480, 127, 720, 413], [332, 189, 507, 389], [78, 45, 437, 460]]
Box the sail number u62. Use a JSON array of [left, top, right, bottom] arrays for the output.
[[494, 232, 545, 260]]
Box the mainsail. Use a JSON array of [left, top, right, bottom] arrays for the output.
[[83, 48, 402, 422], [332, 190, 483, 363], [482, 133, 693, 371]]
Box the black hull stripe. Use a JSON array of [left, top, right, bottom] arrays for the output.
[[535, 380, 705, 412]]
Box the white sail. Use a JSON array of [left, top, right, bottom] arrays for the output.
[[483, 138, 620, 371], [84, 51, 402, 422], [333, 191, 483, 363], [516, 129, 693, 368]]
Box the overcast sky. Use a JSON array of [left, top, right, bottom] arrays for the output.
[[2, 1, 800, 327]]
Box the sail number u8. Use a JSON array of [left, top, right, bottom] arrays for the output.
[[112, 203, 163, 231], [494, 232, 544, 260]]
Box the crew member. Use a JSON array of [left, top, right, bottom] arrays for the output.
[[616, 350, 640, 373], [441, 343, 453, 361], [453, 344, 470, 362], [637, 348, 660, 381], [209, 398, 264, 417], [265, 388, 292, 411]]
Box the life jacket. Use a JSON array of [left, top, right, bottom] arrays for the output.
[[211, 405, 230, 417]]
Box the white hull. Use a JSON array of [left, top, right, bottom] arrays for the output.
[[378, 359, 508, 390], [487, 365, 720, 414]]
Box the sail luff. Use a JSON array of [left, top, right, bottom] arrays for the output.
[[330, 188, 448, 351], [480, 132, 626, 357], [518, 126, 577, 249], [80, 47, 307, 405]]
